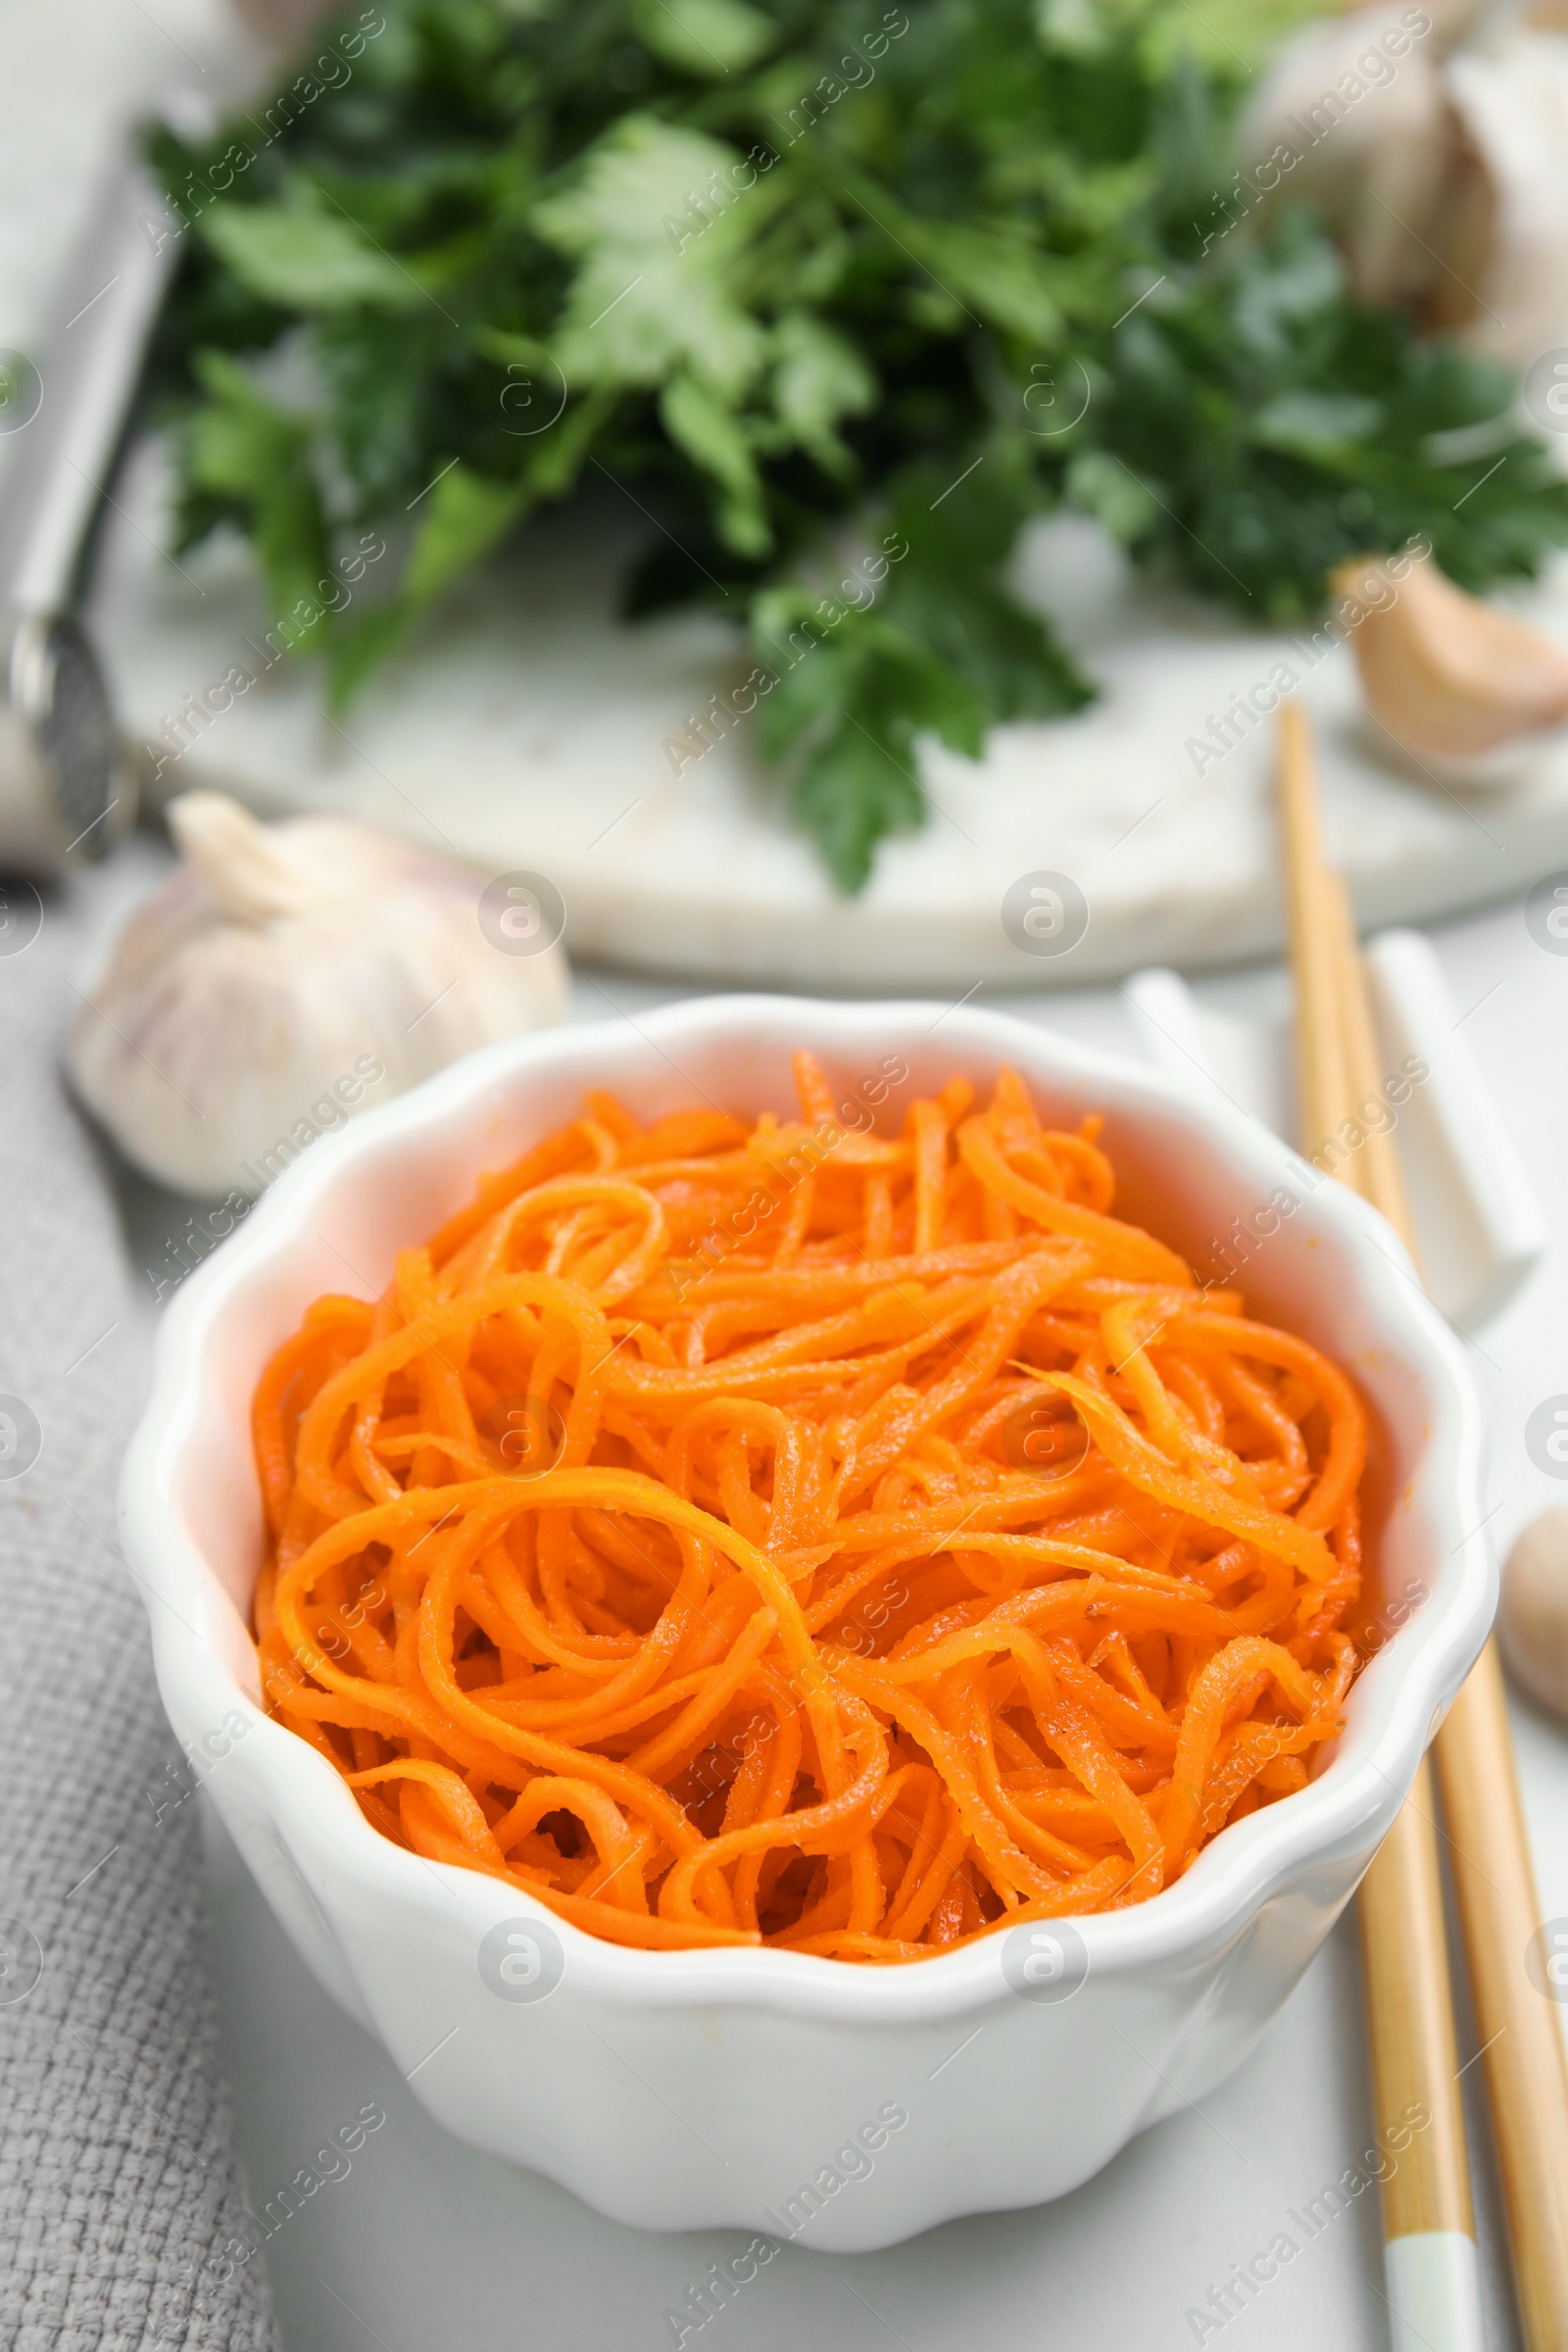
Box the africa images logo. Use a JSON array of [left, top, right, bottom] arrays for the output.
[[478, 872, 567, 958], [1002, 870, 1091, 960], [1001, 1918, 1091, 2004], [1526, 1396, 1568, 1480], [478, 1915, 565, 2004]]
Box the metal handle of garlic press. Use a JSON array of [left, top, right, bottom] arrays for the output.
[[0, 133, 185, 871]]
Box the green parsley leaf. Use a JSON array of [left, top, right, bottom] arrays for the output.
[[147, 0, 1568, 894], [198, 179, 426, 313]]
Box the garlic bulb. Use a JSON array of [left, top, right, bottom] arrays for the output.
[[1439, 35, 1568, 363], [1498, 1505, 1568, 1720], [1235, 5, 1460, 313], [68, 793, 569, 1197], [1238, 2, 1568, 369], [1330, 547, 1568, 765]]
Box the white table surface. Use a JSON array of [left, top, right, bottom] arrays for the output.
[[10, 4, 1568, 2342], [74, 835, 1567, 2352]]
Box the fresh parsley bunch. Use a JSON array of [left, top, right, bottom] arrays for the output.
[[148, 0, 1568, 889]]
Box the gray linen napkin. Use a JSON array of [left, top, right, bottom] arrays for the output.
[[0, 866, 280, 2351]]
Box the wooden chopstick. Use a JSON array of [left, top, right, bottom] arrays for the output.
[[1302, 719, 1568, 2351], [1324, 865, 1414, 1239], [1278, 703, 1356, 1172], [1277, 702, 1483, 2351], [1437, 1645, 1568, 2351]]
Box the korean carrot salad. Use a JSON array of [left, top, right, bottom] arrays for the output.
[[252, 1054, 1369, 1961]]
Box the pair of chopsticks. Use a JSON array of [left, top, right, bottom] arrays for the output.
[[1278, 702, 1568, 2352]]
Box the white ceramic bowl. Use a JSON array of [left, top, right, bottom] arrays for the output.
[[121, 997, 1494, 2250]]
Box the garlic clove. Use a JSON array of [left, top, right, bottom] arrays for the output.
[[1330, 547, 1568, 763], [67, 794, 570, 1198], [1498, 1505, 1568, 1721]]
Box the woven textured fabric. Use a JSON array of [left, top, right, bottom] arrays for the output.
[[0, 870, 280, 2352]]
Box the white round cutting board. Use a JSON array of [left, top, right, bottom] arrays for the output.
[[90, 447, 1568, 989], [7, 0, 1568, 991]]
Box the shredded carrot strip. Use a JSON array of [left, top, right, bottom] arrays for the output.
[[250, 1057, 1371, 1962]]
